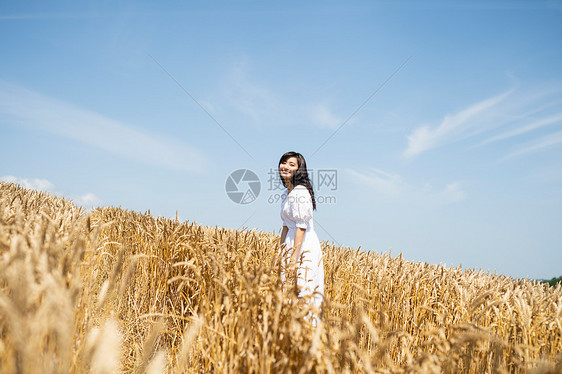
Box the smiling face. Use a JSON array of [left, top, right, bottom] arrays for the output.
[[279, 156, 299, 184]]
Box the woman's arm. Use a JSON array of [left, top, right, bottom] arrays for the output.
[[290, 227, 306, 264], [280, 226, 289, 247]]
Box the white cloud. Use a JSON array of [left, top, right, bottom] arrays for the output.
[[503, 130, 562, 160], [0, 175, 54, 191], [443, 182, 467, 203], [214, 60, 347, 132], [0, 82, 208, 173], [478, 112, 562, 146], [347, 167, 404, 198], [221, 62, 285, 124], [1, 175, 103, 209], [403, 85, 562, 161], [73, 193, 103, 209], [347, 167, 466, 207], [403, 89, 512, 158], [309, 104, 343, 130]]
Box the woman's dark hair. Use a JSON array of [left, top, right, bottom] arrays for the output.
[[278, 151, 316, 210]]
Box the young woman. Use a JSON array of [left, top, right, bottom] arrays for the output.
[[278, 151, 324, 310]]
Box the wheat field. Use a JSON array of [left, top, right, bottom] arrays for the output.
[[0, 181, 561, 373]]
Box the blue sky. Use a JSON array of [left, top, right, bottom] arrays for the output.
[[1, 1, 561, 279]]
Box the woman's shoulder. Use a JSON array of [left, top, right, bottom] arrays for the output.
[[290, 185, 311, 199], [290, 184, 308, 193]]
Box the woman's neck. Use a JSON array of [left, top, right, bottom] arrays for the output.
[[286, 181, 294, 192]]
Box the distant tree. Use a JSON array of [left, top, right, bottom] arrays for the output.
[[545, 276, 562, 287]]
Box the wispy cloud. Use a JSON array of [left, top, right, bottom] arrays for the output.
[[0, 175, 102, 210], [309, 104, 343, 130], [0, 82, 208, 173], [347, 167, 405, 198], [403, 89, 512, 158], [73, 193, 103, 209], [220, 61, 285, 124], [346, 167, 466, 207], [212, 60, 345, 131], [403, 85, 562, 160], [478, 113, 562, 146], [0, 175, 54, 191], [503, 130, 562, 160]]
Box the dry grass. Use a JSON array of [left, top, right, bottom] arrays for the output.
[[1, 181, 561, 373]]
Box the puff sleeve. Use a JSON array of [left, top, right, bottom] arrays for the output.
[[288, 186, 313, 229]]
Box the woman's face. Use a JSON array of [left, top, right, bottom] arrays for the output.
[[279, 156, 299, 182]]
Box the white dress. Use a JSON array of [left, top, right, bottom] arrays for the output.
[[280, 185, 324, 308]]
